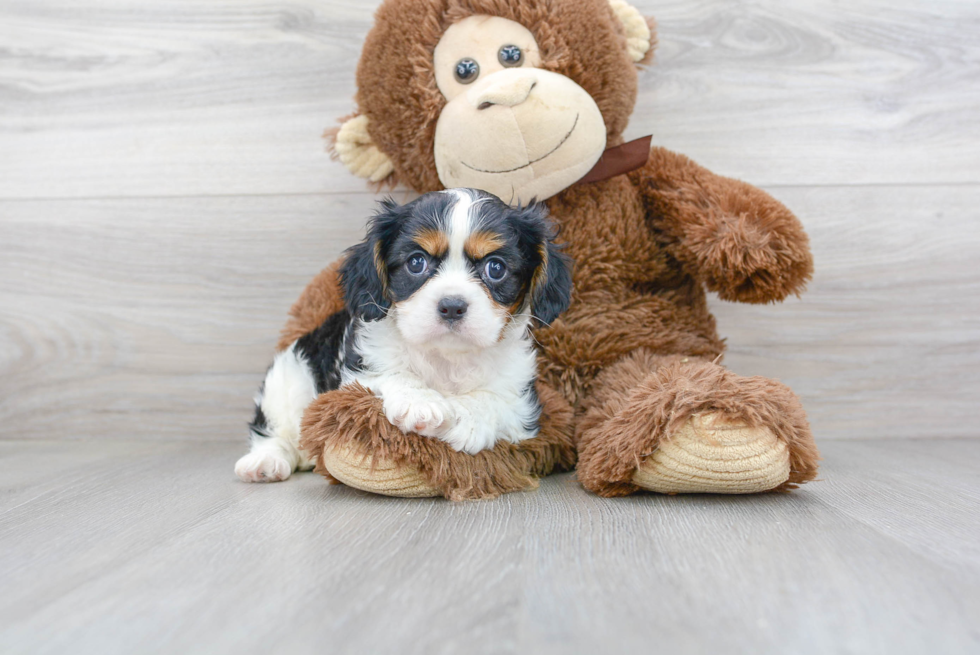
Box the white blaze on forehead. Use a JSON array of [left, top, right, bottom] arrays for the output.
[[443, 188, 487, 271], [446, 188, 473, 260]]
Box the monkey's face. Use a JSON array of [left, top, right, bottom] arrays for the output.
[[432, 16, 607, 205], [337, 0, 653, 201]]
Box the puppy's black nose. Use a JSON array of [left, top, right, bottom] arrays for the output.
[[437, 296, 468, 321]]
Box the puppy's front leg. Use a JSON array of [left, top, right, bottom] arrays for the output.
[[373, 376, 455, 438], [441, 390, 539, 455]]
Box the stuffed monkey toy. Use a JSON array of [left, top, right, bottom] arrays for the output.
[[289, 0, 820, 499]]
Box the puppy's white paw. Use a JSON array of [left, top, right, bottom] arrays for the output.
[[441, 412, 498, 454], [235, 451, 293, 482], [384, 390, 454, 437]]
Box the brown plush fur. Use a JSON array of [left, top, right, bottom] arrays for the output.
[[292, 0, 820, 497], [300, 382, 576, 501], [635, 148, 813, 304], [277, 259, 347, 351]]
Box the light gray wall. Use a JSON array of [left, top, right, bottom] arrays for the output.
[[1, 0, 977, 441]]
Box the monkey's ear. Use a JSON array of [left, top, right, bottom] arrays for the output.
[[608, 0, 657, 64], [328, 114, 395, 184]]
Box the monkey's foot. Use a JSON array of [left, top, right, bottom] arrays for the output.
[[321, 441, 440, 498], [632, 412, 790, 494]]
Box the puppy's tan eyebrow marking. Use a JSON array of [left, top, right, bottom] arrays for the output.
[[415, 228, 449, 257], [464, 231, 506, 260]]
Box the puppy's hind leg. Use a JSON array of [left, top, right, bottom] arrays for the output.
[[235, 345, 319, 482]]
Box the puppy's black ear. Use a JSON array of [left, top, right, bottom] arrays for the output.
[[528, 208, 573, 327], [340, 198, 405, 321], [339, 240, 388, 321], [531, 240, 573, 326]]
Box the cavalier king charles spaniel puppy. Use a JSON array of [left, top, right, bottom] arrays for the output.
[[236, 188, 572, 482]]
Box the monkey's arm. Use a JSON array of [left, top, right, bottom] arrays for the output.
[[630, 147, 813, 304], [277, 258, 348, 351]]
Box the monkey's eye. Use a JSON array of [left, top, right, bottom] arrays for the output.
[[454, 58, 480, 84], [498, 45, 523, 67], [407, 253, 429, 275], [484, 258, 507, 282]]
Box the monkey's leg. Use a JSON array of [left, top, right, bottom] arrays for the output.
[[575, 350, 819, 497]]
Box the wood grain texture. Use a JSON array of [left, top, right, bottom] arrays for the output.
[[0, 0, 978, 441], [1, 0, 979, 200], [0, 193, 384, 441], [3, 3, 978, 653], [632, 0, 980, 187], [0, 439, 978, 654], [2, 185, 976, 441]]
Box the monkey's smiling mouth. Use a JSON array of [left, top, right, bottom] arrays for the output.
[[461, 113, 579, 174]]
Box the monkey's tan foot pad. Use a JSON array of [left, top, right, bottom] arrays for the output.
[[321, 442, 440, 497], [632, 412, 790, 494]]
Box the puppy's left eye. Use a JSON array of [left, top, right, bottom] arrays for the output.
[[484, 258, 507, 281], [407, 253, 428, 275]]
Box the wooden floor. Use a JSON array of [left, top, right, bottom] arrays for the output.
[[3, 1, 980, 652], [1, 439, 978, 654]]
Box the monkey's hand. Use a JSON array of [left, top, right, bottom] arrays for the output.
[[633, 147, 813, 304]]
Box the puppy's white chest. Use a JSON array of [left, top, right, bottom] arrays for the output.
[[346, 318, 540, 454]]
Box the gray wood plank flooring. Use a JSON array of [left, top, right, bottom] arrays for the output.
[[1, 439, 977, 654]]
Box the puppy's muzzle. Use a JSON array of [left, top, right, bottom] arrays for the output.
[[437, 296, 468, 322]]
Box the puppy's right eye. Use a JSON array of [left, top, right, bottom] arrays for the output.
[[407, 253, 428, 275]]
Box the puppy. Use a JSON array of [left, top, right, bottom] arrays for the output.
[[235, 188, 572, 482]]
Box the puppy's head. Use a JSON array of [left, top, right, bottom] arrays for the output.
[[341, 188, 572, 351]]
